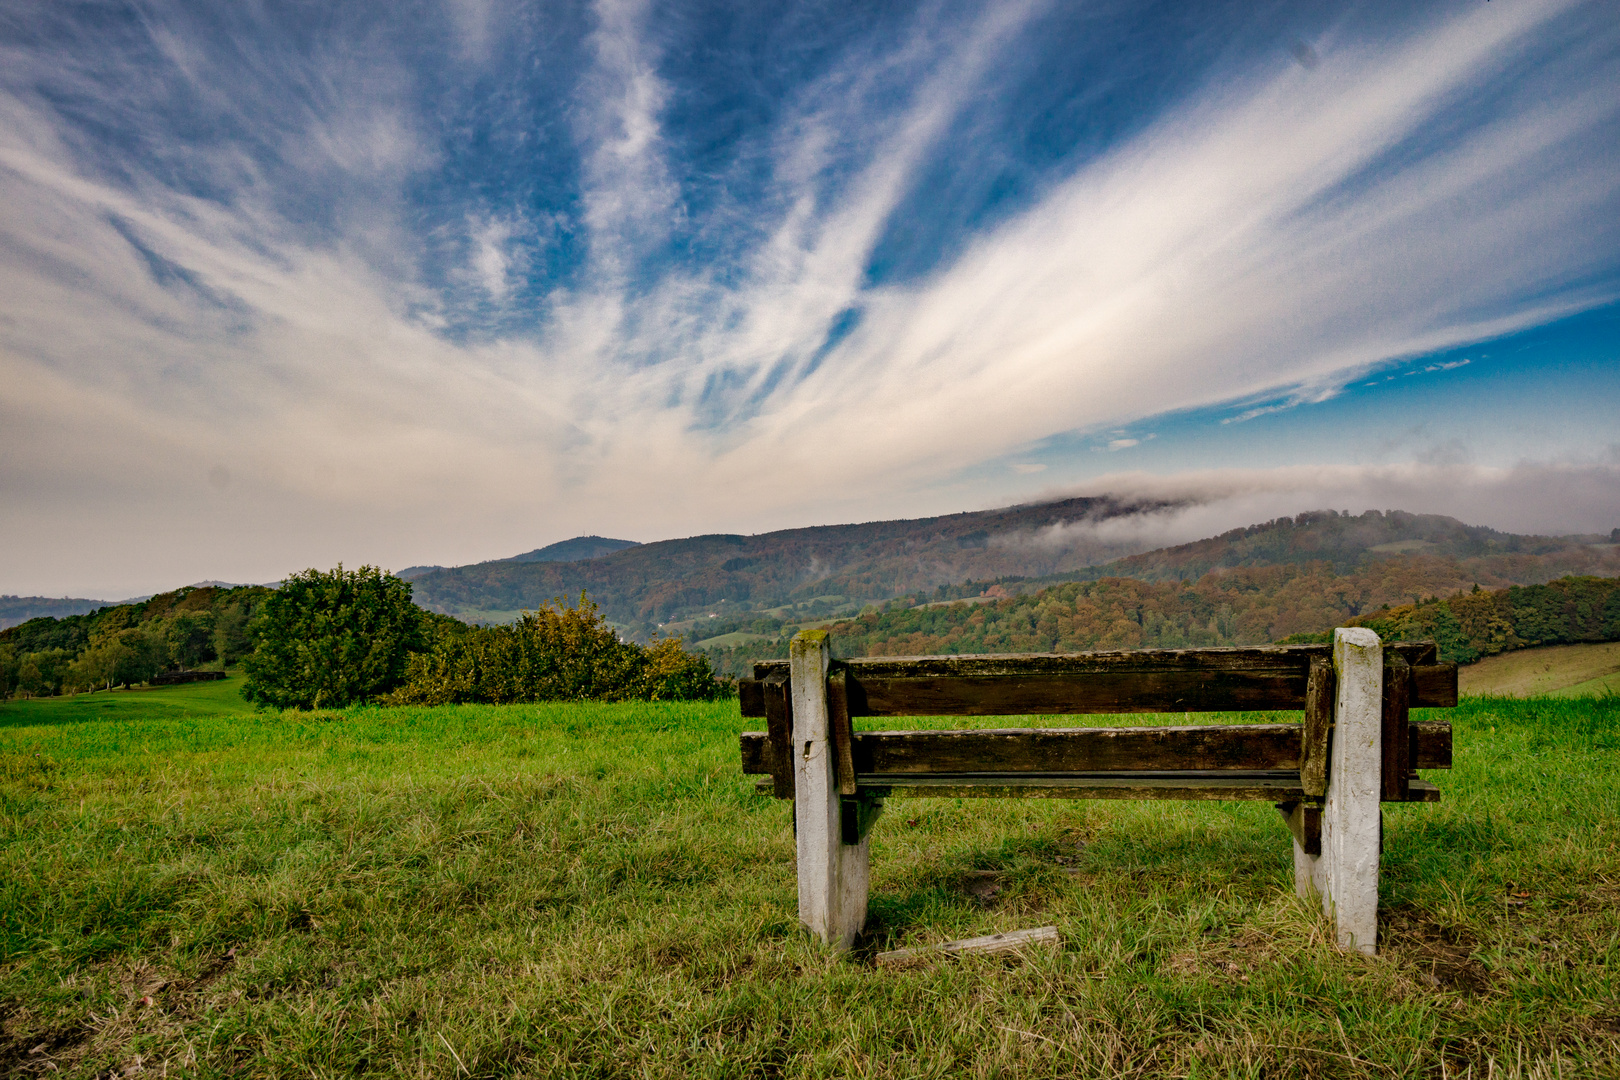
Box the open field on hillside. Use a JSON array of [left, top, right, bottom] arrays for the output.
[[3, 683, 1619, 1078], [1460, 642, 1620, 698], [0, 673, 258, 726]]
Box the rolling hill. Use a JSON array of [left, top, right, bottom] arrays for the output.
[[406, 496, 1182, 630], [409, 501, 1619, 637], [1457, 642, 1620, 697], [397, 535, 641, 582]]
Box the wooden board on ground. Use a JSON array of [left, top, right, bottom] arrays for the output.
[[877, 926, 1060, 966]]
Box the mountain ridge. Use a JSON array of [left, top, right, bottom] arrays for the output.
[[408, 499, 1619, 635], [407, 495, 1185, 630]]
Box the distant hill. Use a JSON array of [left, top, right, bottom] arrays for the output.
[[2, 580, 269, 627], [408, 503, 1619, 635], [397, 536, 641, 583], [504, 536, 640, 563], [0, 595, 115, 631], [691, 510, 1620, 674], [406, 496, 1182, 630], [1085, 509, 1603, 581]]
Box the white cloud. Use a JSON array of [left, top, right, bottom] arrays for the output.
[[0, 0, 1617, 595], [467, 215, 522, 299]]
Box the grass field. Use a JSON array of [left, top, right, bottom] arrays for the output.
[[0, 674, 258, 728], [687, 631, 776, 650], [3, 681, 1620, 1078], [1460, 642, 1620, 698]]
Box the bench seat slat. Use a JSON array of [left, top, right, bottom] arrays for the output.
[[857, 772, 1442, 803], [739, 721, 1451, 776]]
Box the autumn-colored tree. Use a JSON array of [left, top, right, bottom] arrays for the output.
[[386, 594, 724, 705]]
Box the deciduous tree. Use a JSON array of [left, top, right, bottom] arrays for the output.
[[243, 565, 423, 709]]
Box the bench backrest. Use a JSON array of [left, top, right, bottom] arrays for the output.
[[739, 641, 1457, 803]]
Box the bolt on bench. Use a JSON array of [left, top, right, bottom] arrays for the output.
[[738, 626, 1456, 955]]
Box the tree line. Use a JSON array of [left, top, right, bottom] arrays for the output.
[[240, 565, 724, 708], [0, 584, 269, 697], [1, 567, 726, 707], [700, 562, 1620, 673], [1329, 576, 1620, 663]]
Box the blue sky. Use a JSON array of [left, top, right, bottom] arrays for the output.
[[1, 0, 1617, 596]]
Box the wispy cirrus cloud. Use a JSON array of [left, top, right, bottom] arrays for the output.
[[0, 0, 1617, 595]]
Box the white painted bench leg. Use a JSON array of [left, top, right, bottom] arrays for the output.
[[1293, 627, 1383, 955], [790, 630, 869, 949]]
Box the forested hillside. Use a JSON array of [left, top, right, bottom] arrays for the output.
[[411, 502, 1618, 634], [408, 496, 1179, 630], [1086, 509, 1603, 580], [0, 595, 118, 631], [0, 585, 276, 696], [1339, 576, 1620, 663], [696, 513, 1620, 674], [704, 571, 1620, 675]]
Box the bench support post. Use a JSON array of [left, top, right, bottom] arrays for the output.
[[791, 630, 869, 949], [1293, 627, 1383, 954]]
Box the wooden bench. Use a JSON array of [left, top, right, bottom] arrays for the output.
[[738, 627, 1456, 954]]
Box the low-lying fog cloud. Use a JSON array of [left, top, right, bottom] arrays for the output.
[[1002, 463, 1620, 559]]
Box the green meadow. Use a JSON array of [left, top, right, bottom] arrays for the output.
[[3, 681, 1619, 1078]]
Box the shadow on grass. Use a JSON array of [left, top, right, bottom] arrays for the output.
[[859, 814, 1290, 954]]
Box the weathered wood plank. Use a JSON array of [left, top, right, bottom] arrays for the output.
[[742, 643, 1455, 716], [877, 926, 1059, 966], [1410, 663, 1457, 708], [840, 791, 884, 844], [1383, 654, 1412, 802], [858, 772, 1442, 803], [1308, 627, 1385, 954], [853, 723, 1302, 773], [1276, 800, 1322, 856], [740, 731, 771, 775], [851, 671, 1305, 715], [828, 669, 857, 797], [857, 770, 1314, 801], [754, 642, 1439, 675], [1400, 641, 1439, 665], [1406, 778, 1440, 802], [738, 677, 764, 718], [1412, 720, 1451, 769], [763, 670, 794, 800], [1301, 657, 1333, 797], [791, 629, 869, 949], [739, 722, 1452, 777]]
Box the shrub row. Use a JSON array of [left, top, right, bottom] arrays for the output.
[[383, 598, 725, 705]]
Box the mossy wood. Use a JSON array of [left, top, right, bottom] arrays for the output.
[[1300, 658, 1333, 797]]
